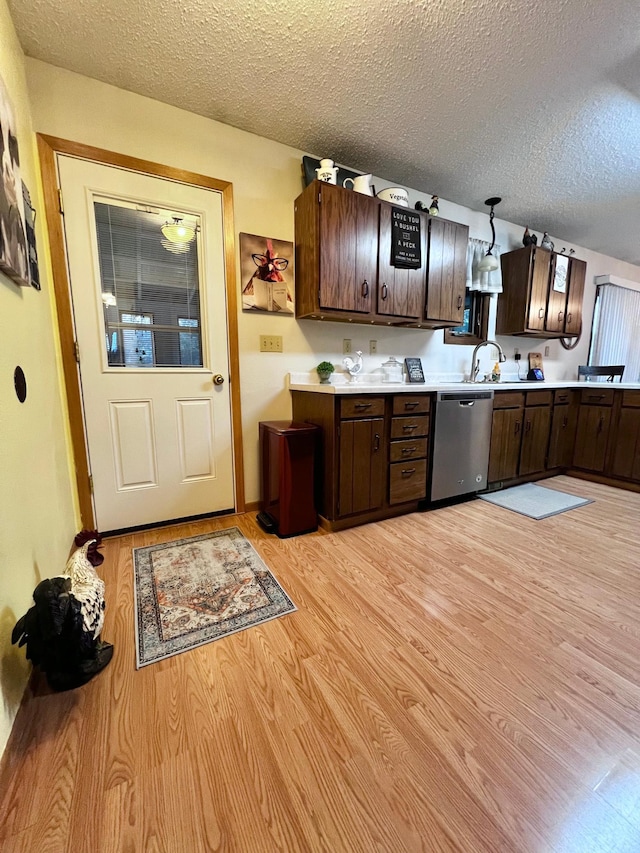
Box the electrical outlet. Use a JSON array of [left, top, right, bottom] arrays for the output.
[[369, 339, 377, 355], [343, 339, 352, 354], [259, 334, 283, 353], [544, 345, 550, 357]]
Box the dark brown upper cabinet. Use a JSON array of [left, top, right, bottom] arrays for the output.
[[294, 181, 469, 328], [496, 246, 586, 338]]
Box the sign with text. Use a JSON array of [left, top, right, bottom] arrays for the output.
[[391, 207, 421, 268], [404, 357, 425, 383]]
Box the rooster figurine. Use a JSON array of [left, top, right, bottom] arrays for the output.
[[12, 531, 113, 691], [522, 227, 537, 247], [343, 350, 363, 382]]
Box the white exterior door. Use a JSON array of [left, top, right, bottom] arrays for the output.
[[58, 156, 234, 531]]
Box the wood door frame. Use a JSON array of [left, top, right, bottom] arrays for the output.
[[37, 134, 245, 528]]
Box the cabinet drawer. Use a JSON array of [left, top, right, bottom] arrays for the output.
[[554, 389, 572, 405], [340, 397, 385, 419], [579, 388, 614, 406], [392, 395, 431, 415], [493, 392, 524, 409], [390, 438, 428, 462], [525, 390, 553, 406], [390, 415, 429, 439], [622, 391, 640, 408], [389, 459, 427, 504]]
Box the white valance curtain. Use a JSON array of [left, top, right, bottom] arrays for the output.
[[590, 284, 640, 382], [466, 238, 502, 293]]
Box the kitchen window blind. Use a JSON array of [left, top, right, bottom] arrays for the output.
[[589, 284, 640, 382]]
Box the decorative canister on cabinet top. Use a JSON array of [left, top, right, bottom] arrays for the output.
[[316, 158, 338, 184]]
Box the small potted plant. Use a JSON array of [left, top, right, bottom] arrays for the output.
[[316, 361, 335, 384]]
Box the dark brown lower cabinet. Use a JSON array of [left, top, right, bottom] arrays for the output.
[[547, 404, 578, 468], [610, 407, 640, 481], [519, 406, 551, 476], [488, 407, 523, 482], [573, 405, 612, 472], [338, 418, 385, 516]]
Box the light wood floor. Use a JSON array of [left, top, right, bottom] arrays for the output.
[[2, 476, 640, 852]]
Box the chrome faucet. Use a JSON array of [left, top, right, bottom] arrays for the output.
[[469, 340, 507, 382]]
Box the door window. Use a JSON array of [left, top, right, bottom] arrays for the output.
[[94, 200, 203, 368]]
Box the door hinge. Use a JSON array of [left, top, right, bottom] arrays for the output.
[[89, 475, 94, 495], [73, 340, 80, 363], [57, 188, 64, 215]]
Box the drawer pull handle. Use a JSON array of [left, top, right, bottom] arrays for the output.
[[457, 294, 463, 310], [404, 401, 419, 409], [514, 421, 521, 435], [381, 283, 388, 300], [401, 468, 416, 476], [355, 402, 372, 409], [588, 394, 605, 400], [562, 416, 568, 429], [373, 433, 380, 451], [362, 279, 369, 297], [567, 312, 572, 324], [525, 419, 531, 434], [401, 446, 417, 454], [402, 424, 418, 432], [558, 311, 564, 322], [538, 307, 545, 319], [597, 417, 604, 434]]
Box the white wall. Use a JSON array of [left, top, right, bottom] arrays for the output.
[[25, 59, 640, 507], [0, 14, 77, 755]]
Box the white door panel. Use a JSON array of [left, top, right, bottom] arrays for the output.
[[58, 156, 234, 531]]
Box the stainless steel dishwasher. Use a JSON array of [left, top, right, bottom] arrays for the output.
[[430, 390, 494, 501]]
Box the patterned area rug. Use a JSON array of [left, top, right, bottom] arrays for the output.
[[133, 527, 296, 667]]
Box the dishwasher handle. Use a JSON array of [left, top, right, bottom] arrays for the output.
[[459, 400, 475, 407]]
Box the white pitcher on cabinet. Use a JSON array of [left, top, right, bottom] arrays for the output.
[[343, 173, 374, 195]]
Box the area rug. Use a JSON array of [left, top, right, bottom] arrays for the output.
[[132, 527, 296, 667], [478, 483, 593, 520]]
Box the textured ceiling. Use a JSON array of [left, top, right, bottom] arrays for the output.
[[9, 0, 640, 264]]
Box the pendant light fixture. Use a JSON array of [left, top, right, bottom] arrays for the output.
[[477, 197, 502, 272], [160, 216, 199, 254]]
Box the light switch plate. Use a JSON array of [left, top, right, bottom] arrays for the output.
[[343, 339, 352, 354], [260, 334, 283, 352]]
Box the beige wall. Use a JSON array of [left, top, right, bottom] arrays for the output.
[[0, 8, 77, 755]]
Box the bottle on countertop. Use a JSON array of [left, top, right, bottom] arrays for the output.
[[491, 361, 501, 382]]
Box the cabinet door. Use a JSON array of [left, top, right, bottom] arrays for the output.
[[488, 407, 524, 483], [526, 248, 552, 332], [319, 183, 378, 313], [546, 253, 569, 334], [519, 406, 551, 476], [564, 257, 586, 337], [424, 218, 468, 324], [338, 418, 385, 516], [573, 405, 612, 472], [547, 404, 577, 469], [377, 204, 425, 318], [610, 408, 640, 481]]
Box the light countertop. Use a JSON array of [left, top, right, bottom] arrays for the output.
[[288, 373, 640, 395]]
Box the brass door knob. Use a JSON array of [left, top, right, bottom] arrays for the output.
[[213, 374, 225, 386]]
